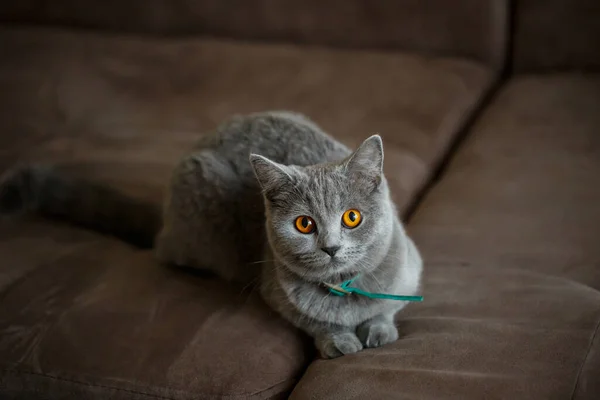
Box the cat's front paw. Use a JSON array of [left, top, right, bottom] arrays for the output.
[[357, 320, 399, 348], [316, 332, 363, 359]]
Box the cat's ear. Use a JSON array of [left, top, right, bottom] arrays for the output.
[[343, 134, 384, 188], [249, 154, 295, 195]]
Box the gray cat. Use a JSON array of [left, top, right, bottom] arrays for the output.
[[0, 111, 423, 358]]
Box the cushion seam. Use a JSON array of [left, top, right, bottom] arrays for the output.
[[248, 378, 298, 399], [1, 370, 176, 400], [1, 369, 295, 400], [570, 315, 600, 400], [403, 74, 501, 220]]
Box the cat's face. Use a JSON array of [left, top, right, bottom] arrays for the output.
[[250, 135, 396, 283]]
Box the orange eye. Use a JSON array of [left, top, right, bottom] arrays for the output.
[[295, 216, 316, 234], [342, 209, 362, 228]]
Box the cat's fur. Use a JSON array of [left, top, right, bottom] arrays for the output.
[[0, 111, 422, 358]]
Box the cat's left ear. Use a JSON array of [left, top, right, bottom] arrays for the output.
[[343, 134, 384, 188], [249, 154, 295, 196]]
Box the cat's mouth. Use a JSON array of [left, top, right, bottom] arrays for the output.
[[281, 255, 360, 284]]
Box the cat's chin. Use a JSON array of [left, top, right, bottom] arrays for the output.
[[302, 265, 361, 285], [315, 260, 356, 281], [323, 269, 361, 285], [280, 258, 360, 284]]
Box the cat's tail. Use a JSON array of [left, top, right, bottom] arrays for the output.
[[0, 164, 161, 248]]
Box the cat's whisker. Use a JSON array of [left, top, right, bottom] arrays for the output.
[[248, 259, 276, 265], [354, 259, 386, 293], [366, 271, 386, 293], [240, 276, 261, 294]]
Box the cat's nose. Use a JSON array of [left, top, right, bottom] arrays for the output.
[[321, 246, 340, 257]]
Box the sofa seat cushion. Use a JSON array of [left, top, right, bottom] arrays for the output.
[[0, 217, 310, 399], [411, 74, 600, 288], [290, 74, 600, 399], [0, 26, 494, 212], [0, 26, 494, 398]]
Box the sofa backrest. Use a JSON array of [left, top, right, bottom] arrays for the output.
[[512, 0, 600, 71], [1, 0, 508, 69]]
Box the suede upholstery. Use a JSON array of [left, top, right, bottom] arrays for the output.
[[0, 22, 493, 400], [0, 0, 509, 67], [291, 74, 600, 400], [513, 0, 600, 71], [0, 27, 493, 212], [1, 1, 599, 399], [0, 219, 310, 400]]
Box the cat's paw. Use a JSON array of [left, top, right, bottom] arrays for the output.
[[316, 332, 363, 359], [357, 320, 399, 348]]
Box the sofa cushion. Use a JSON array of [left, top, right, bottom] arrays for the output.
[[513, 0, 600, 71], [0, 26, 494, 212], [0, 217, 310, 399], [0, 26, 494, 399], [0, 1, 509, 67], [290, 74, 600, 399], [411, 74, 600, 288]]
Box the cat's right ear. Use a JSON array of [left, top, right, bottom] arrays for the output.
[[249, 154, 294, 196], [343, 134, 384, 190]]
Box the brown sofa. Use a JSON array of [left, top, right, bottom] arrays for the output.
[[0, 1, 598, 399]]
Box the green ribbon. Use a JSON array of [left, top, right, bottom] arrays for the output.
[[324, 275, 423, 302]]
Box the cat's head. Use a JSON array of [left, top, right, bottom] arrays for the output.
[[250, 135, 397, 283]]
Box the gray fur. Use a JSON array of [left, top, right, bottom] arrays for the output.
[[0, 165, 159, 247], [0, 111, 423, 358], [157, 111, 422, 358]]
